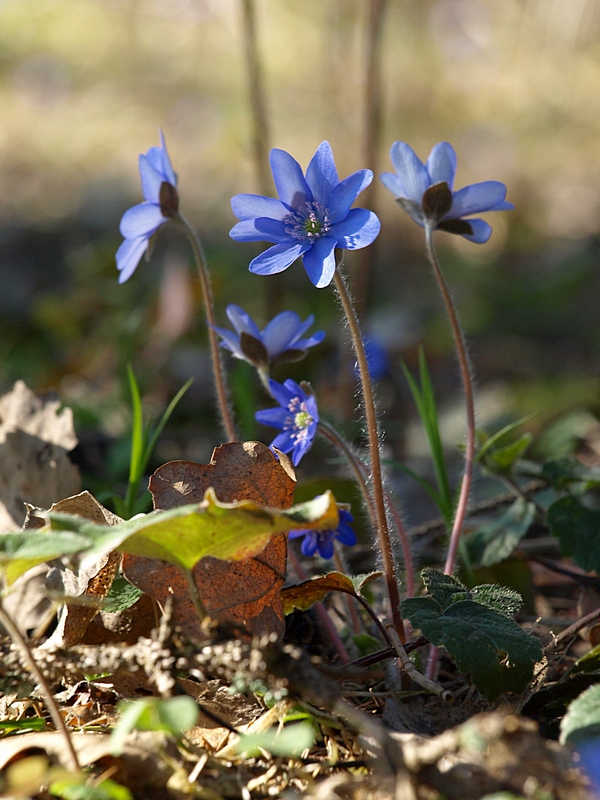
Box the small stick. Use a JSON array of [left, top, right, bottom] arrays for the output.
[[386, 623, 453, 702], [547, 605, 600, 651]]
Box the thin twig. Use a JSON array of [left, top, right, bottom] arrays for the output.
[[386, 624, 453, 702], [0, 600, 81, 772], [547, 605, 600, 651]]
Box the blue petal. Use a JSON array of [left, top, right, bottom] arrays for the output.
[[288, 528, 309, 540], [330, 208, 381, 250], [327, 170, 373, 224], [116, 236, 149, 284], [270, 148, 312, 208], [268, 378, 297, 408], [305, 141, 340, 207], [295, 330, 325, 350], [231, 194, 289, 221], [229, 218, 290, 244], [120, 203, 165, 238], [380, 171, 406, 198], [270, 429, 295, 454], [139, 154, 164, 204], [255, 407, 290, 428], [301, 236, 337, 288], [425, 142, 457, 189], [459, 218, 492, 244], [261, 311, 303, 358], [283, 378, 307, 401], [226, 304, 261, 338], [249, 242, 309, 276], [317, 533, 334, 559], [144, 146, 164, 175], [158, 129, 177, 186], [301, 532, 319, 556], [449, 181, 509, 217], [213, 326, 244, 358], [389, 142, 430, 203], [334, 521, 357, 546]]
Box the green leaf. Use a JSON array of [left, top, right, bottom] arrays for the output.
[[421, 568, 468, 610], [476, 413, 538, 463], [102, 577, 144, 613], [547, 496, 600, 572], [571, 644, 600, 676], [468, 499, 535, 568], [485, 433, 532, 472], [237, 721, 315, 757], [111, 697, 199, 756], [542, 458, 600, 490], [0, 530, 94, 586], [49, 778, 133, 800], [560, 684, 600, 745], [469, 585, 523, 617], [401, 597, 541, 700], [51, 489, 339, 573]]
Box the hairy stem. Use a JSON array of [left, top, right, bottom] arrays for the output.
[[0, 600, 80, 772], [175, 214, 236, 442], [333, 267, 405, 642]]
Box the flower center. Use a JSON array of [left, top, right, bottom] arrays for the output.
[[285, 397, 314, 443], [294, 410, 313, 429], [284, 201, 331, 242]]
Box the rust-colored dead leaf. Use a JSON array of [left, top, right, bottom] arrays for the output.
[[123, 441, 296, 640], [40, 491, 122, 648], [281, 571, 356, 615], [0, 381, 81, 530]]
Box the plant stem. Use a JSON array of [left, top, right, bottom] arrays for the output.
[[333, 547, 362, 635], [424, 225, 475, 576], [287, 546, 350, 664], [332, 267, 405, 642], [0, 600, 80, 773], [175, 214, 236, 443], [318, 417, 415, 598], [183, 568, 207, 622]]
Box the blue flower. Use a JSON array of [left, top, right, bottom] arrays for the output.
[[354, 336, 389, 382], [255, 379, 319, 466], [289, 507, 356, 559], [116, 131, 179, 284], [230, 141, 381, 288], [381, 141, 513, 244], [213, 304, 325, 369]]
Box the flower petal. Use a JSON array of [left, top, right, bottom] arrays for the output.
[[334, 521, 357, 546], [139, 154, 164, 204], [158, 129, 177, 186], [295, 330, 325, 350], [328, 169, 373, 224], [301, 236, 337, 288], [116, 236, 149, 284], [225, 304, 261, 338], [460, 218, 493, 244], [449, 181, 509, 217], [270, 430, 295, 454], [268, 378, 296, 408], [231, 193, 289, 221], [331, 208, 381, 250], [261, 311, 302, 358], [255, 407, 290, 428], [249, 242, 308, 276], [229, 218, 290, 244], [380, 171, 406, 198], [213, 326, 245, 358], [305, 141, 339, 206], [301, 532, 319, 556], [120, 203, 165, 238], [389, 142, 430, 203], [317, 533, 334, 559], [425, 142, 457, 189], [270, 148, 312, 208]]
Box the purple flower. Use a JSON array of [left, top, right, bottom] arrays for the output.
[[230, 141, 381, 288], [116, 131, 179, 284], [213, 304, 325, 369], [381, 141, 513, 244], [289, 507, 356, 559], [255, 379, 319, 466]]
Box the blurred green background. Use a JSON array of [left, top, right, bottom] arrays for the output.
[[2, 0, 600, 515]]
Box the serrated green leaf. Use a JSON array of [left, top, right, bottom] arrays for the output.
[[351, 571, 383, 593], [401, 597, 541, 700], [547, 496, 600, 572], [560, 684, 600, 745], [469, 584, 523, 617], [421, 568, 468, 610], [468, 499, 535, 568], [0, 530, 94, 586]]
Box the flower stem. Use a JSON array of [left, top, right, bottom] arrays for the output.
[[332, 267, 405, 642], [175, 214, 236, 443], [423, 225, 476, 576], [0, 599, 80, 773]]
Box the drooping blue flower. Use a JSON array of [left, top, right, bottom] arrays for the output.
[[381, 141, 513, 243], [230, 141, 381, 288], [255, 379, 319, 466], [116, 131, 179, 284], [289, 507, 356, 559], [213, 304, 325, 369]]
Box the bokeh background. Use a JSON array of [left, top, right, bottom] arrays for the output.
[[2, 0, 600, 519]]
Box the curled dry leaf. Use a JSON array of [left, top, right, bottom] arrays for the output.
[[123, 441, 296, 640]]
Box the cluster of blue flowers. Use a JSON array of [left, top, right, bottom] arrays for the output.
[[117, 133, 513, 557]]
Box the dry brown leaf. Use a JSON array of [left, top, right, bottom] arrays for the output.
[[0, 380, 81, 530], [123, 441, 296, 640]]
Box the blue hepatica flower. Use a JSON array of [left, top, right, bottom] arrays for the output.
[[230, 141, 381, 288], [289, 507, 356, 560], [116, 131, 179, 284], [255, 379, 319, 466], [381, 141, 514, 244], [213, 304, 325, 369]]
